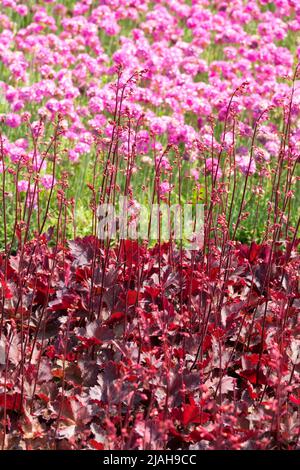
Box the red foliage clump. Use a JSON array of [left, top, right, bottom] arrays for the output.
[[0, 236, 299, 450]]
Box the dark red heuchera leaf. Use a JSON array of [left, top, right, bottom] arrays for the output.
[[119, 240, 145, 266], [68, 236, 97, 266], [37, 393, 50, 403], [238, 242, 271, 265], [48, 292, 80, 311], [241, 353, 261, 369], [248, 242, 262, 264], [0, 235, 299, 449], [106, 311, 125, 326], [76, 321, 114, 346], [239, 369, 268, 385], [0, 393, 23, 412], [189, 428, 215, 442], [144, 286, 161, 300], [89, 439, 104, 450]]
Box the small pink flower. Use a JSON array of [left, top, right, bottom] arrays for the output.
[[159, 180, 171, 195], [5, 113, 21, 128], [205, 158, 222, 180], [69, 149, 80, 162], [15, 4, 28, 16], [17, 180, 29, 192]]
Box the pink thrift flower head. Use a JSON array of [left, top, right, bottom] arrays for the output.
[[12, 100, 24, 112], [15, 4, 28, 16], [88, 114, 107, 129], [265, 140, 280, 157], [205, 158, 222, 180], [74, 142, 91, 155], [236, 155, 256, 175], [2, 1, 16, 10], [254, 147, 270, 163], [103, 20, 120, 37], [14, 138, 28, 150], [5, 113, 21, 128], [150, 119, 167, 135], [8, 145, 25, 164], [136, 130, 150, 154], [5, 88, 18, 103], [53, 4, 67, 16], [46, 99, 60, 114], [190, 168, 199, 180], [17, 180, 29, 192], [69, 149, 80, 162], [236, 146, 248, 156], [89, 97, 104, 114]]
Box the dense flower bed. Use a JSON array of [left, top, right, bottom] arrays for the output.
[[0, 0, 300, 174]]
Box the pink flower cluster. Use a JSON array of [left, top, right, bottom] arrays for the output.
[[0, 0, 299, 176]]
